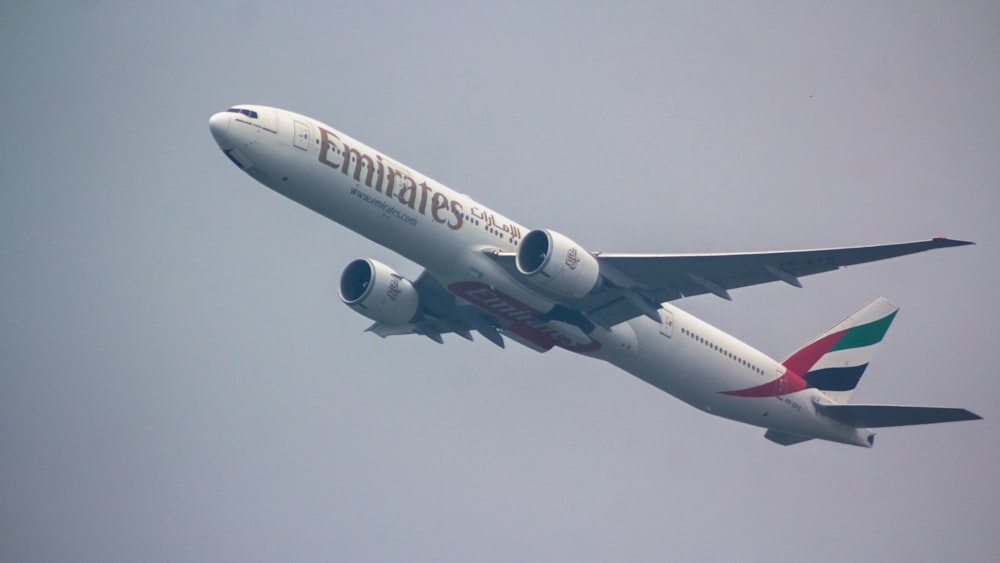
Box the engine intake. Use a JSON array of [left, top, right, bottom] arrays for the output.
[[339, 259, 419, 325], [515, 229, 601, 299]]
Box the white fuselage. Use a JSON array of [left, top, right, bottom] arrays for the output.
[[209, 106, 874, 447]]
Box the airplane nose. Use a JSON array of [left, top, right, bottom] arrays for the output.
[[209, 112, 232, 148]]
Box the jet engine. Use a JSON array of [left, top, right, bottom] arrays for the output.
[[339, 258, 419, 325], [515, 229, 601, 299]]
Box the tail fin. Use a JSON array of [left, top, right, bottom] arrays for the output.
[[782, 297, 898, 403]]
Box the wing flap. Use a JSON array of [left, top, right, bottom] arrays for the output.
[[815, 403, 982, 428]]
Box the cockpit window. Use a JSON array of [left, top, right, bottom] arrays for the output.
[[226, 107, 258, 119]]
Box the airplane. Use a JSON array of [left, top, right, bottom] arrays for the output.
[[209, 104, 980, 447]]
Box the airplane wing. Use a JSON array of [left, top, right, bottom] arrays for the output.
[[489, 237, 973, 327], [366, 270, 507, 347], [371, 238, 971, 343]]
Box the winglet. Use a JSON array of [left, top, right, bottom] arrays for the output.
[[931, 237, 975, 248]]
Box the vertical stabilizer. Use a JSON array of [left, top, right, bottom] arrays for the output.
[[782, 297, 898, 403]]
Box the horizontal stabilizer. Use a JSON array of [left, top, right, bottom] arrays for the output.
[[815, 403, 982, 428], [764, 429, 815, 446]]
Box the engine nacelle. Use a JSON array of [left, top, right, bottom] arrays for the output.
[[515, 229, 601, 299], [339, 258, 419, 325]]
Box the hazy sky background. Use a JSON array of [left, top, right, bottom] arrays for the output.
[[2, 2, 998, 561]]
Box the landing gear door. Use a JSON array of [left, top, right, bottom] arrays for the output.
[[293, 121, 310, 151]]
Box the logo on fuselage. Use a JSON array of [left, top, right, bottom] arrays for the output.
[[316, 125, 465, 231]]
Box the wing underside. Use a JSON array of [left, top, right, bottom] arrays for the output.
[[367, 270, 507, 347]]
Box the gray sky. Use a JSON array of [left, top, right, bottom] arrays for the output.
[[2, 1, 998, 561]]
